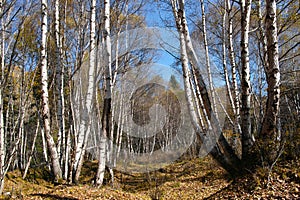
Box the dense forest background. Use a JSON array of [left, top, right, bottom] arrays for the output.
[[0, 0, 299, 198]]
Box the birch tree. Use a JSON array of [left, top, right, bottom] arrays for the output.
[[54, 0, 66, 166], [0, 0, 5, 194], [199, 0, 218, 119], [260, 0, 281, 166], [40, 0, 62, 181], [72, 0, 97, 183], [0, 0, 37, 192], [96, 0, 112, 186], [170, 0, 240, 175], [226, 0, 242, 140], [240, 0, 254, 161], [67, 0, 86, 181]]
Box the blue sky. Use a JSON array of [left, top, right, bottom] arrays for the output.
[[139, 1, 225, 88]]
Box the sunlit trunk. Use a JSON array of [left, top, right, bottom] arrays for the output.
[[96, 0, 112, 186], [240, 0, 254, 161], [226, 0, 242, 135], [200, 0, 218, 119], [170, 0, 240, 175], [72, 0, 97, 183], [260, 0, 281, 166], [40, 0, 62, 181], [55, 0, 66, 167]]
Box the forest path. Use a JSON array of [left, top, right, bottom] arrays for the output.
[[2, 157, 299, 199]]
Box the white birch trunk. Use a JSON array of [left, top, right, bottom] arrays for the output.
[[96, 0, 112, 186], [55, 0, 65, 165], [240, 0, 254, 160], [190, 70, 206, 130], [72, 0, 97, 183], [170, 0, 240, 175], [176, 4, 213, 122], [171, 0, 204, 134], [200, 0, 218, 119], [22, 121, 39, 179], [258, 0, 268, 70], [18, 98, 26, 170], [261, 0, 281, 165], [69, 0, 84, 182], [257, 0, 267, 123], [40, 119, 49, 167], [40, 0, 62, 181], [64, 129, 71, 180], [226, 0, 242, 138], [222, 4, 235, 117], [0, 0, 5, 193], [62, 0, 68, 179]]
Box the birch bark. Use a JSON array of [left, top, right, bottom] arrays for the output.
[[199, 0, 217, 119], [40, 0, 62, 181], [240, 0, 254, 160], [222, 3, 235, 118], [170, 0, 240, 175], [96, 0, 112, 186], [261, 0, 281, 166], [69, 0, 84, 182], [0, 0, 5, 194], [55, 0, 65, 165], [257, 0, 267, 124], [72, 0, 97, 183], [22, 121, 39, 179], [226, 0, 242, 137]]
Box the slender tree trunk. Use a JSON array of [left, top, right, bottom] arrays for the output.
[[55, 0, 65, 166], [69, 0, 84, 183], [258, 0, 268, 70], [72, 0, 97, 183], [240, 0, 254, 161], [257, 0, 267, 125], [65, 129, 71, 179], [18, 99, 26, 170], [199, 0, 217, 119], [23, 121, 39, 179], [0, 0, 5, 193], [226, 0, 242, 139], [61, 0, 68, 179], [40, 116, 49, 167], [40, 0, 62, 181], [190, 69, 206, 130], [222, 3, 235, 118], [260, 0, 281, 166], [170, 0, 240, 175], [96, 0, 112, 186]]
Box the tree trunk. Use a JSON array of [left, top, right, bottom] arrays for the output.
[[62, 0, 68, 180], [222, 2, 235, 119], [55, 0, 65, 166], [40, 0, 62, 181], [170, 0, 240, 175], [95, 0, 112, 186], [260, 0, 281, 166], [0, 0, 5, 193], [39, 115, 49, 168], [257, 0, 268, 127], [69, 0, 84, 183], [23, 121, 39, 179], [226, 0, 242, 140], [72, 0, 97, 183], [240, 0, 254, 161], [199, 0, 218, 119]]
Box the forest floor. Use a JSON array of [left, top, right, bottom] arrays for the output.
[[1, 156, 300, 199]]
